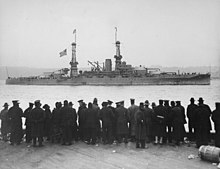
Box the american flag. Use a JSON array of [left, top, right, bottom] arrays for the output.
[[59, 49, 67, 57]]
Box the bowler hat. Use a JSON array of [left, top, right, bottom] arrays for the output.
[[190, 98, 195, 101], [198, 97, 204, 102]]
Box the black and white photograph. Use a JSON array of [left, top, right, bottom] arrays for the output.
[[0, 0, 220, 168]]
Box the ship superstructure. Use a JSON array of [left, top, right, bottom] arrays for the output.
[[6, 29, 211, 85]]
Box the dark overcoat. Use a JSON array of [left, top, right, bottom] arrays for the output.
[[78, 106, 86, 129], [84, 107, 98, 129], [212, 107, 220, 147], [144, 107, 153, 137], [8, 106, 23, 143], [99, 107, 114, 128], [44, 108, 52, 136], [115, 106, 129, 135], [51, 107, 62, 137], [128, 105, 139, 137], [60, 106, 74, 127], [93, 104, 101, 133], [24, 107, 32, 126], [51, 108, 61, 127], [194, 104, 212, 146], [0, 109, 10, 135], [70, 107, 77, 129], [177, 105, 187, 124], [152, 105, 166, 137], [134, 108, 146, 140], [164, 105, 172, 127], [194, 104, 212, 131], [30, 107, 45, 137], [172, 106, 186, 141], [186, 103, 197, 128]]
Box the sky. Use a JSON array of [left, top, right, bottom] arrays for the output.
[[0, 0, 220, 69]]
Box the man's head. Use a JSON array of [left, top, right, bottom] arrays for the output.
[[3, 103, 9, 109], [102, 102, 108, 107], [139, 102, 144, 110], [29, 102, 34, 108], [190, 97, 195, 104], [43, 104, 50, 109], [12, 100, 19, 106], [93, 98, 98, 104], [215, 102, 220, 110], [164, 100, 169, 106], [116, 101, 120, 108], [120, 101, 124, 107], [159, 100, 163, 105], [88, 102, 93, 108], [69, 102, 73, 107], [145, 100, 150, 107], [198, 97, 204, 105], [34, 100, 41, 107], [130, 98, 135, 105], [171, 101, 175, 107], [63, 100, 68, 106], [108, 100, 113, 106], [151, 102, 156, 108]]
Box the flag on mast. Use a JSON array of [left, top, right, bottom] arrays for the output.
[[59, 49, 67, 57]]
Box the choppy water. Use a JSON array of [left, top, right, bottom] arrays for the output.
[[0, 79, 220, 131], [0, 79, 219, 110]]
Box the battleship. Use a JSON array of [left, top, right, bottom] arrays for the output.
[[6, 30, 210, 86]]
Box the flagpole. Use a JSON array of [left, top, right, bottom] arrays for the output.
[[74, 29, 76, 43], [115, 27, 117, 43]]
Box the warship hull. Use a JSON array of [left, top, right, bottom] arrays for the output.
[[6, 74, 210, 86]]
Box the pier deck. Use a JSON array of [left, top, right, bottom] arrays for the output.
[[0, 141, 215, 169]]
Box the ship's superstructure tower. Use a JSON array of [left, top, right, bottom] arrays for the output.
[[114, 27, 122, 71], [70, 42, 78, 77]]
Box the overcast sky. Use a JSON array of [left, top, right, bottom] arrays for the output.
[[0, 0, 219, 69]]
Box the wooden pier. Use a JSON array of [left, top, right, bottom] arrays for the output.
[[0, 141, 215, 169]]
